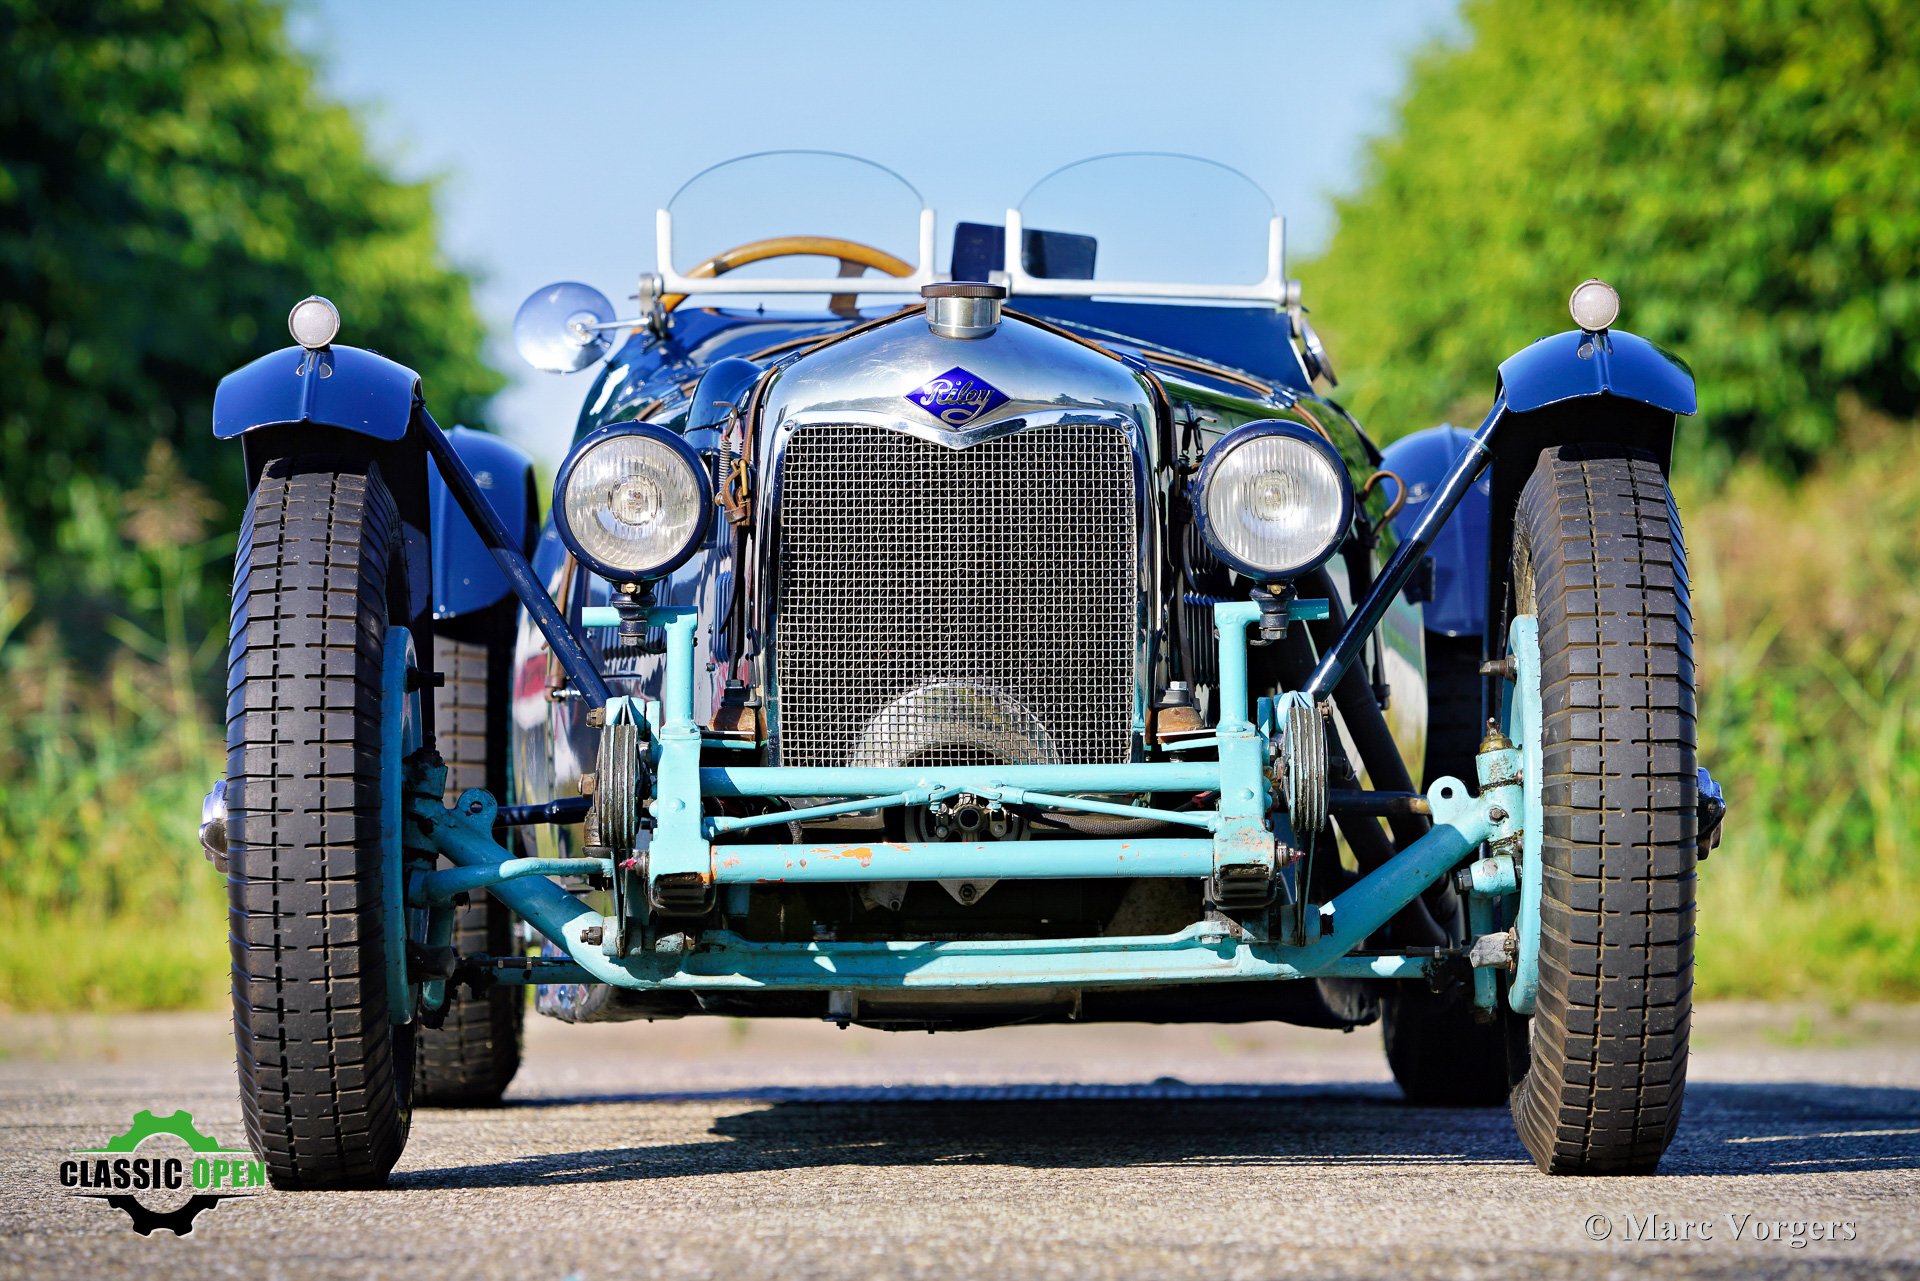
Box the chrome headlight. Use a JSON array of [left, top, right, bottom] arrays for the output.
[[553, 423, 712, 583], [1196, 421, 1353, 580]]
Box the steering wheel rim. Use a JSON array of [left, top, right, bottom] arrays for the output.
[[662, 235, 915, 312]]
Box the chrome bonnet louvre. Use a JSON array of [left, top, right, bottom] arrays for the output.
[[773, 422, 1136, 770]]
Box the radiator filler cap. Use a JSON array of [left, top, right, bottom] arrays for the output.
[[923, 281, 1005, 339]]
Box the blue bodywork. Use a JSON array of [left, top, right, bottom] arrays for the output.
[[686, 357, 765, 432], [572, 302, 1319, 438], [1017, 298, 1314, 392]]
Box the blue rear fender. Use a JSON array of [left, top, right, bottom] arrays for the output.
[[1382, 424, 1492, 639], [430, 427, 536, 620]]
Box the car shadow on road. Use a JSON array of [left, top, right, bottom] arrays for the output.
[[392, 1079, 1920, 1189]]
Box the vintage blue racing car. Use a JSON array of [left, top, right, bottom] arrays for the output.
[[201, 152, 1724, 1187]]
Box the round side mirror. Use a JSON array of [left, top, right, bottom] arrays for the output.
[[514, 282, 616, 373], [1296, 311, 1338, 387]]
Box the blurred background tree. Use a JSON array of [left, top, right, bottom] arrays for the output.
[[1303, 0, 1919, 470], [1, 0, 501, 661], [1306, 0, 1920, 1001], [1, 0, 500, 1007]]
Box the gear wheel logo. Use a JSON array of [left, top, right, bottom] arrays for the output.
[[60, 1108, 269, 1235]]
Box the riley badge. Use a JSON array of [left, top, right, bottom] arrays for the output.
[[906, 367, 1008, 427]]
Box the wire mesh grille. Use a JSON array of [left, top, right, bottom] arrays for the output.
[[773, 423, 1137, 769]]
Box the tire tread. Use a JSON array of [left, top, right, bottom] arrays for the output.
[[226, 459, 411, 1190], [1509, 446, 1697, 1175]]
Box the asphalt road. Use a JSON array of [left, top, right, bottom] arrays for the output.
[[2, 1004, 1917, 1280]]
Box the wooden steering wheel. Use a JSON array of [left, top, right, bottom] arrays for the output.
[[662, 235, 916, 313]]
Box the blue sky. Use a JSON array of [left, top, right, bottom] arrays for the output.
[[294, 0, 1461, 465]]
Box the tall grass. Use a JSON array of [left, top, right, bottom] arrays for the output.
[[0, 425, 1914, 1010], [0, 447, 228, 1010], [1683, 407, 1920, 1001]]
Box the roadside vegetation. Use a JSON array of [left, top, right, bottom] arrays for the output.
[[2, 0, 1915, 1008], [0, 449, 228, 1009], [1, 0, 498, 1009], [1301, 0, 1918, 1002], [1681, 408, 1920, 1000]]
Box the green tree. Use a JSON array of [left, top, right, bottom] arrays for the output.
[[0, 0, 502, 650], [1302, 0, 1920, 467]]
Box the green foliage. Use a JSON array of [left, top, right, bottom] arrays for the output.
[[1685, 408, 1920, 999], [0, 0, 502, 656], [0, 474, 226, 1011], [1303, 0, 1920, 467], [0, 0, 501, 1008], [1302, 0, 1920, 999]]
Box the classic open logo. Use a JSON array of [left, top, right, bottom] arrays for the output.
[[60, 1109, 267, 1235]]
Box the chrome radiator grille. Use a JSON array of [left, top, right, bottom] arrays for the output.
[[773, 422, 1137, 769]]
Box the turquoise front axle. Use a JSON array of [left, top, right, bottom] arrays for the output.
[[399, 602, 1541, 996]]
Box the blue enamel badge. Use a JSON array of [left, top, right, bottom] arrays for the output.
[[906, 367, 1008, 427]]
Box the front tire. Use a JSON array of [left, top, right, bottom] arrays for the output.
[[226, 459, 415, 1189], [1507, 444, 1697, 1174]]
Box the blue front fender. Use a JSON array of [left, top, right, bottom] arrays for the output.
[[1497, 328, 1696, 416], [1383, 329, 1694, 642], [213, 344, 420, 439], [214, 344, 533, 623]]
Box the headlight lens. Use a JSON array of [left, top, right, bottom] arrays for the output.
[[1199, 423, 1352, 579], [555, 425, 710, 581]]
